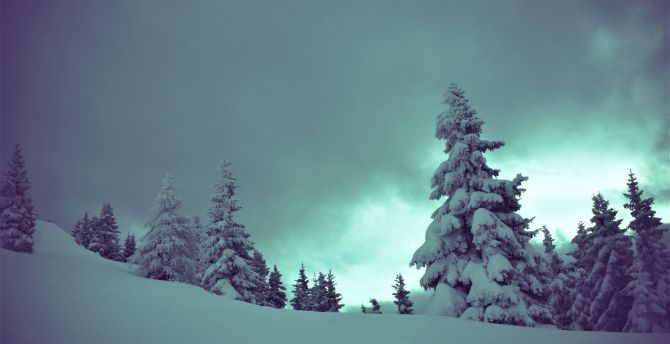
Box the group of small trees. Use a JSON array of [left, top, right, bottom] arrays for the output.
[[545, 171, 670, 333], [130, 161, 289, 308], [411, 83, 669, 333], [71, 204, 135, 262], [362, 274, 414, 315], [290, 264, 344, 312], [0, 144, 37, 253]]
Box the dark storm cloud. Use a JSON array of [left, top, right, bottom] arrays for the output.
[[2, 0, 668, 300]]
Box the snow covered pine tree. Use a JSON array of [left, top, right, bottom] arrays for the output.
[[266, 265, 288, 309], [88, 203, 123, 261], [410, 84, 552, 326], [122, 233, 137, 262], [290, 263, 311, 310], [199, 161, 263, 302], [0, 144, 37, 253], [134, 174, 198, 282], [569, 193, 633, 331], [392, 273, 414, 314], [622, 171, 670, 333], [250, 250, 271, 306]]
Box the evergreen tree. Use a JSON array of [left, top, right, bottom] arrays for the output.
[[410, 84, 551, 326], [569, 193, 633, 331], [250, 250, 270, 305], [266, 265, 287, 309], [540, 226, 562, 275], [72, 212, 94, 248], [191, 216, 204, 243], [290, 263, 311, 310], [122, 233, 137, 262], [134, 174, 197, 283], [0, 144, 37, 253], [309, 272, 329, 312], [199, 161, 262, 302], [540, 226, 555, 255], [622, 171, 670, 333], [89, 203, 122, 261], [324, 270, 344, 312], [392, 273, 414, 314]]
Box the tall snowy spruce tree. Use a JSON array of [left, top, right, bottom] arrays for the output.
[[0, 144, 37, 253], [88, 203, 122, 261], [392, 273, 414, 314], [199, 161, 263, 302], [569, 193, 633, 332], [266, 265, 287, 309], [622, 171, 670, 333], [134, 174, 197, 282], [290, 263, 311, 310], [410, 84, 552, 326]]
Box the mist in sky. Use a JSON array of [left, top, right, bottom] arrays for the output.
[[2, 0, 668, 308]]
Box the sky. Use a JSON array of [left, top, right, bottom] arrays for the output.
[[2, 0, 668, 310]]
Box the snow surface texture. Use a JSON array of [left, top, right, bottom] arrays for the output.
[[1, 222, 668, 344]]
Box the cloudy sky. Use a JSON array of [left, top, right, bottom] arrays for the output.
[[2, 0, 668, 309]]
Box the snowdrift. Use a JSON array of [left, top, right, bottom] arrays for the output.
[[1, 221, 668, 344]]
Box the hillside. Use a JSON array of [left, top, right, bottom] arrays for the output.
[[1, 221, 668, 344]]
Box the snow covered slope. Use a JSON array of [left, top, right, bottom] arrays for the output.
[[1, 222, 668, 344]]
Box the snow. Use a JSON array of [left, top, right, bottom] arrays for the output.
[[2, 221, 669, 344], [486, 253, 513, 282]]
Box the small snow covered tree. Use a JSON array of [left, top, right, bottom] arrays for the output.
[[122, 233, 136, 262], [392, 273, 414, 314], [410, 84, 552, 326], [290, 263, 311, 310], [199, 161, 262, 302], [250, 250, 270, 305], [309, 273, 329, 312], [0, 144, 37, 253], [541, 226, 555, 255], [134, 174, 197, 282], [72, 212, 93, 248], [88, 203, 122, 261], [622, 171, 670, 333], [267, 265, 287, 309], [569, 193, 633, 332], [325, 270, 344, 312]]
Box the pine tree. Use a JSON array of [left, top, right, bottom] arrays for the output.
[[134, 174, 197, 283], [199, 161, 262, 302], [309, 272, 329, 312], [0, 144, 37, 253], [392, 273, 414, 314], [290, 263, 311, 310], [191, 216, 204, 243], [88, 203, 122, 261], [72, 219, 82, 242], [622, 171, 670, 333], [410, 84, 551, 326], [569, 193, 633, 331], [266, 265, 287, 309], [540, 226, 555, 255], [324, 270, 344, 312], [250, 250, 270, 306], [122, 233, 136, 262]]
